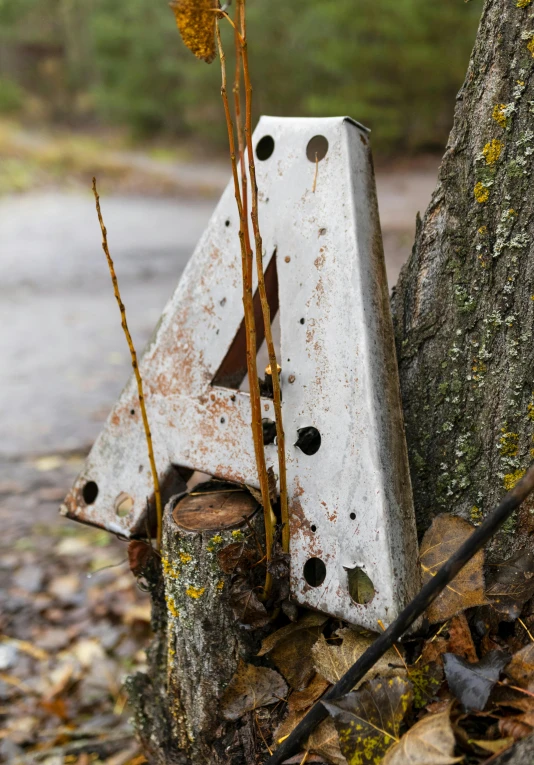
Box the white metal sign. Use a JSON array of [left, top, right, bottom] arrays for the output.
[[62, 116, 420, 628]]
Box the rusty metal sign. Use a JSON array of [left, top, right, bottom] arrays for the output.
[[62, 116, 420, 629]]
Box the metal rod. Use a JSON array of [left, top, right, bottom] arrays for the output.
[[266, 463, 534, 765]]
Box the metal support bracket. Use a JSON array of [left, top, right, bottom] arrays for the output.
[[62, 116, 420, 629]]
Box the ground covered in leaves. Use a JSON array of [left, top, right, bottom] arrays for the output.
[[0, 452, 151, 764], [213, 513, 534, 764]]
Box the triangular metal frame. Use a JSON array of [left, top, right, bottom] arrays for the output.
[[62, 116, 419, 628]]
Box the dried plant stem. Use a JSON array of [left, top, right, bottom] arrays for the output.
[[92, 178, 162, 549], [233, 0, 251, 280], [240, 4, 290, 553], [216, 23, 275, 591]]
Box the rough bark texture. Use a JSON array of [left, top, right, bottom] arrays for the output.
[[391, 0, 534, 558], [127, 491, 278, 764]]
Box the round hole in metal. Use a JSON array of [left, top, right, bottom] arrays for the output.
[[295, 426, 321, 455], [115, 492, 134, 517], [130, 409, 135, 415], [306, 135, 329, 163], [225, 219, 231, 227], [311, 524, 317, 533], [256, 135, 275, 161], [304, 557, 326, 587], [82, 480, 98, 505], [347, 566, 375, 605], [350, 512, 356, 520], [262, 418, 276, 445]]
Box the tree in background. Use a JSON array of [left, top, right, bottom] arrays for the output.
[[0, 0, 481, 153]]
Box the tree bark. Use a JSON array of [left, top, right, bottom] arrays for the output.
[[391, 0, 534, 559]]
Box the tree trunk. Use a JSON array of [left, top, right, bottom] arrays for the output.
[[391, 0, 534, 559]]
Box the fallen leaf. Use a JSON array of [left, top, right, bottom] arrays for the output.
[[307, 717, 346, 765], [259, 612, 328, 656], [323, 676, 413, 765], [382, 706, 461, 764], [443, 650, 510, 711], [221, 661, 288, 721], [169, 0, 217, 64], [408, 661, 444, 709], [289, 674, 330, 713], [217, 541, 255, 574], [420, 515, 486, 624], [275, 709, 346, 765], [229, 577, 270, 629], [470, 736, 515, 754], [258, 612, 328, 690], [498, 712, 534, 741], [123, 603, 152, 625], [505, 643, 534, 692], [127, 540, 155, 576], [486, 548, 534, 621], [420, 636, 449, 666], [447, 613, 478, 663], [312, 629, 405, 690]]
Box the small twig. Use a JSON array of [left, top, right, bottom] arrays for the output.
[[377, 619, 408, 672], [518, 617, 534, 643], [92, 179, 162, 549], [312, 152, 319, 193], [240, 2, 290, 553], [255, 711, 274, 755]]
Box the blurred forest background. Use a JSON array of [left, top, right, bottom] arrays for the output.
[[0, 0, 482, 155]]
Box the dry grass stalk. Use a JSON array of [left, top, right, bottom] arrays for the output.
[[92, 178, 163, 549], [215, 23, 275, 591], [239, 3, 290, 552]]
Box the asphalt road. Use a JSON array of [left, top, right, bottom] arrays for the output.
[[0, 165, 437, 457]]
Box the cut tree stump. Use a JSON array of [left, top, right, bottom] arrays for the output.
[[127, 482, 283, 764]]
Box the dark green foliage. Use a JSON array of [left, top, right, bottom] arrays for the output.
[[0, 0, 482, 152]]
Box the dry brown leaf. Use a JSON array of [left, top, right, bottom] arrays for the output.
[[221, 660, 288, 721], [447, 613, 477, 663], [505, 643, 534, 692], [312, 628, 406, 689], [258, 612, 328, 691], [169, 0, 217, 64], [421, 636, 449, 666], [274, 710, 346, 765], [229, 577, 270, 628], [471, 737, 515, 754], [289, 674, 330, 713], [498, 711, 534, 740], [307, 717, 347, 765], [420, 514, 486, 624], [382, 706, 461, 765], [486, 548, 534, 621]]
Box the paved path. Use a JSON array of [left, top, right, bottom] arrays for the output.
[[0, 163, 438, 458]]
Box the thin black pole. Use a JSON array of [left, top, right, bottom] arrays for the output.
[[266, 463, 534, 765]]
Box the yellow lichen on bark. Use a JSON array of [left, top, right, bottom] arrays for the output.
[[169, 0, 217, 63], [482, 139, 503, 165], [503, 469, 526, 490], [474, 182, 489, 203], [527, 38, 534, 57], [517, 0, 532, 7], [492, 104, 508, 128], [185, 586, 206, 599]]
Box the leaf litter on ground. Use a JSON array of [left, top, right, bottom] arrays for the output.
[[419, 514, 486, 624]]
